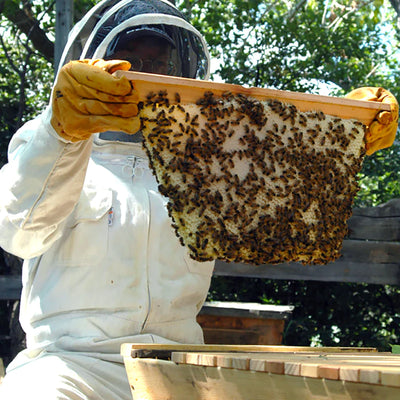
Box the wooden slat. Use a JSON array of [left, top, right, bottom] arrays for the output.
[[318, 365, 340, 380], [348, 199, 400, 241], [4, 243, 400, 305], [170, 350, 400, 385], [352, 199, 400, 218], [121, 343, 376, 359], [381, 370, 400, 387], [115, 70, 389, 125], [285, 362, 301, 376], [209, 199, 400, 285], [198, 353, 217, 367], [214, 258, 400, 285], [219, 239, 400, 269], [341, 240, 400, 263], [347, 215, 400, 241], [174, 351, 398, 364], [3, 241, 400, 298]]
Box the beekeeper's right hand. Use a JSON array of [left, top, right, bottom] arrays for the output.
[[51, 59, 140, 142], [345, 87, 399, 155]]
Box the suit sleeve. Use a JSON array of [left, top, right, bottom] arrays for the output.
[[0, 107, 93, 259]]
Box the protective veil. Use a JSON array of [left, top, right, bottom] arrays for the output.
[[58, 0, 210, 79], [0, 1, 214, 399]]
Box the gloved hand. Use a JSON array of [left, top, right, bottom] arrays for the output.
[[345, 87, 399, 155], [51, 59, 141, 142]]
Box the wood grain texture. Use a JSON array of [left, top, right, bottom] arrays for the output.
[[214, 259, 400, 285], [318, 365, 340, 380], [168, 349, 400, 387], [197, 314, 286, 345], [115, 70, 388, 125], [121, 343, 376, 358], [284, 362, 301, 376], [123, 343, 400, 397], [123, 356, 400, 400]]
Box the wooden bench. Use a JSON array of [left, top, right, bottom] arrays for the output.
[[2, 198, 400, 301], [213, 198, 400, 285], [1, 198, 400, 361]]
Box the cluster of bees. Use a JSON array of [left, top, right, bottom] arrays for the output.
[[139, 89, 366, 265]]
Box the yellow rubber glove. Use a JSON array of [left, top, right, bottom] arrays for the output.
[[345, 87, 399, 155], [51, 59, 141, 142]]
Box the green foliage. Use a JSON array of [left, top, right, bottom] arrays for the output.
[[391, 344, 400, 353], [208, 277, 400, 351], [180, 0, 400, 93], [355, 143, 400, 207], [0, 2, 54, 165], [0, 0, 97, 166]]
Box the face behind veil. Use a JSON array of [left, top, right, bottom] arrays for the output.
[[57, 0, 210, 143]]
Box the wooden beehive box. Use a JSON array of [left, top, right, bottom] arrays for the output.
[[121, 343, 400, 400], [197, 301, 293, 345]]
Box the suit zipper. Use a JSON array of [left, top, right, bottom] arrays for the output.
[[139, 170, 152, 332]]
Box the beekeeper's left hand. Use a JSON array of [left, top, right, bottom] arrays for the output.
[[345, 87, 399, 155]]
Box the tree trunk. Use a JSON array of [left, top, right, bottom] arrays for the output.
[[0, 0, 54, 62], [389, 0, 400, 28]]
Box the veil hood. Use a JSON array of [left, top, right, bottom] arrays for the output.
[[57, 0, 210, 79]]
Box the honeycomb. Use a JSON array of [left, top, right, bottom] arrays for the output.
[[139, 90, 366, 265]]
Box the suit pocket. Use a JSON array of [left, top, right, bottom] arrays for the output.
[[57, 187, 112, 266]]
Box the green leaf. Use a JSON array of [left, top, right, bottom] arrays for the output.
[[390, 344, 400, 354]]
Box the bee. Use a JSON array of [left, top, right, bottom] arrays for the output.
[[298, 114, 307, 127], [198, 205, 206, 217], [188, 244, 199, 257], [190, 114, 199, 126], [146, 91, 156, 101], [222, 91, 233, 99]]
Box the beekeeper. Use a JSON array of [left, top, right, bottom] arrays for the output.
[[0, 0, 399, 398], [0, 0, 214, 399]]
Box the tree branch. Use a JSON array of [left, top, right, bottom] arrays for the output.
[[389, 0, 400, 17], [389, 0, 400, 29], [287, 0, 308, 22], [1, 0, 54, 62]]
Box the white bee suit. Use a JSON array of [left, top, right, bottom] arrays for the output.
[[0, 0, 213, 398]]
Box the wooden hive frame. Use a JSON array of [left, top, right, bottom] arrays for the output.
[[114, 71, 389, 126], [115, 71, 391, 266]]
